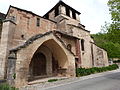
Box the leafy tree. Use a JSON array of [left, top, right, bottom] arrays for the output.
[[100, 22, 110, 34], [108, 0, 120, 22], [107, 0, 120, 44]]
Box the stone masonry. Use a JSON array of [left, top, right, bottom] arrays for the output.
[[0, 1, 109, 87]]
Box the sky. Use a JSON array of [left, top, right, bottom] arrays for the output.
[[0, 0, 111, 34]]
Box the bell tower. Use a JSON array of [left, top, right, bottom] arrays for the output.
[[43, 1, 82, 32]]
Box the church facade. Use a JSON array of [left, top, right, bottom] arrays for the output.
[[0, 1, 108, 87]]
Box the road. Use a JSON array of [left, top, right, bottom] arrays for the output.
[[44, 71, 120, 90]]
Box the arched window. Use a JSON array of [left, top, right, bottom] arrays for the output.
[[55, 7, 59, 17], [66, 7, 70, 17], [72, 11, 76, 20], [81, 39, 84, 51], [36, 18, 40, 27]]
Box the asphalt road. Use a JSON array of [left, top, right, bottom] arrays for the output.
[[44, 72, 120, 90]]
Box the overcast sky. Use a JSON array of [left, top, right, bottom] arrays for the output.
[[0, 0, 111, 34]]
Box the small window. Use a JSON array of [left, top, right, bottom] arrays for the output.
[[81, 39, 84, 51], [66, 7, 70, 17], [55, 7, 59, 17], [36, 18, 40, 27], [72, 12, 76, 19]]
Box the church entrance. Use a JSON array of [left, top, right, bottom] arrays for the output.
[[9, 34, 75, 87], [31, 52, 46, 76], [28, 52, 47, 81], [28, 39, 69, 81]]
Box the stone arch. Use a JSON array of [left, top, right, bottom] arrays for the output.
[[13, 33, 75, 87], [28, 45, 52, 81]]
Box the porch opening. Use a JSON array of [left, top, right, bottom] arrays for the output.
[[28, 52, 46, 81], [28, 39, 68, 81]]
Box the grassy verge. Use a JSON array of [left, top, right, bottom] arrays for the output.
[[48, 79, 58, 82]]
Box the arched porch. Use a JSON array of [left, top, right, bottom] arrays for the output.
[[28, 39, 69, 81], [8, 33, 76, 87]]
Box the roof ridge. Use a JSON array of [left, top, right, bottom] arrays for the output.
[[10, 5, 42, 18], [43, 0, 81, 17], [6, 5, 57, 23]]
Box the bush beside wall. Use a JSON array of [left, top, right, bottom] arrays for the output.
[[76, 64, 119, 77], [48, 79, 58, 82]]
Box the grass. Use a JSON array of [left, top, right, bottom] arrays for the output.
[[0, 83, 18, 90], [48, 79, 58, 82]]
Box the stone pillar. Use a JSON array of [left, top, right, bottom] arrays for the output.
[[60, 5, 66, 15], [76, 13, 80, 21], [70, 10, 73, 18], [39, 46, 53, 76], [45, 48, 52, 76], [75, 39, 82, 68], [7, 51, 16, 86], [46, 54, 52, 76], [0, 19, 16, 79]]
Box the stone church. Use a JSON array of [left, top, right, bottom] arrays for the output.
[[0, 1, 108, 87]]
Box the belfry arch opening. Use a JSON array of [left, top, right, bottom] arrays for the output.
[[28, 39, 69, 81]]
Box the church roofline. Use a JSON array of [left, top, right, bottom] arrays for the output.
[[5, 5, 57, 23], [43, 0, 81, 17]]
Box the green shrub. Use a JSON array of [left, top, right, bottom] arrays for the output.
[[48, 79, 58, 82], [0, 83, 18, 90], [76, 64, 119, 77]]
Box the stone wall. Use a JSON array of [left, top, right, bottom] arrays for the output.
[[71, 26, 93, 68], [10, 33, 76, 87], [6, 7, 57, 48], [92, 43, 109, 67], [0, 20, 16, 79], [57, 33, 76, 55], [0, 4, 109, 83]]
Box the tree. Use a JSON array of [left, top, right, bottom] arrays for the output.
[[100, 22, 110, 34], [107, 0, 120, 44], [108, 0, 120, 22]]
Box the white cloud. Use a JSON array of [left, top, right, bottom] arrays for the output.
[[97, 0, 108, 4]]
